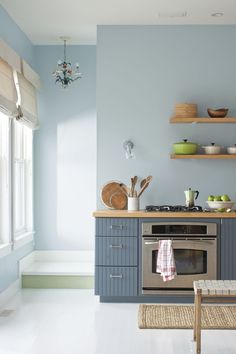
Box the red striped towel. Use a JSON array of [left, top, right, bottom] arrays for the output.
[[156, 240, 176, 282]]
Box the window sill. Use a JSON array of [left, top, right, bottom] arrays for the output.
[[14, 232, 35, 250], [0, 243, 12, 258]]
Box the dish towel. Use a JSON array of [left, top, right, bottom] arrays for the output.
[[156, 240, 176, 282]]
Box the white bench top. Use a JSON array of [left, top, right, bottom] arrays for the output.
[[194, 280, 236, 295]]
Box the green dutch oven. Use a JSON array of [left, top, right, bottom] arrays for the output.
[[173, 139, 198, 155]]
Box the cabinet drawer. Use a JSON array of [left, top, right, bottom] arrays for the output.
[[95, 236, 137, 266], [95, 266, 137, 296], [96, 218, 138, 237]]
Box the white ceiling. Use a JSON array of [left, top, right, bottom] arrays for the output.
[[1, 0, 236, 44]]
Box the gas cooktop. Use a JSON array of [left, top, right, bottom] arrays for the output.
[[145, 205, 203, 212]]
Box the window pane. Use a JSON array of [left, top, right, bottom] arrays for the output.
[[14, 161, 25, 233], [13, 121, 33, 236], [14, 120, 23, 159]]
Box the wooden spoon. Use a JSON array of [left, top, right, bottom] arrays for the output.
[[138, 175, 153, 198], [140, 175, 152, 189], [130, 176, 138, 197], [140, 178, 146, 189], [132, 176, 138, 195]]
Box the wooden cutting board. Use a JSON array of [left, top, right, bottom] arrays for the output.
[[100, 181, 127, 210]]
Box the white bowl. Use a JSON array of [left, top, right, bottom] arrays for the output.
[[227, 146, 236, 154], [202, 145, 221, 154], [206, 201, 234, 210]]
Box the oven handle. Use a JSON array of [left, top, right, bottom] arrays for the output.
[[144, 238, 216, 244]]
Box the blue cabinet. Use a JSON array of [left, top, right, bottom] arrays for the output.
[[220, 219, 236, 280], [95, 266, 137, 296], [95, 236, 137, 266], [96, 218, 138, 237], [95, 218, 138, 297]]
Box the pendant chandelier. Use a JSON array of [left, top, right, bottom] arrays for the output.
[[52, 36, 82, 88]]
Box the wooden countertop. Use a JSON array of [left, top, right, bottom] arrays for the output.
[[93, 210, 236, 218]]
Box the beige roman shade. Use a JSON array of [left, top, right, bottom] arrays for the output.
[[0, 38, 41, 129], [15, 72, 39, 130], [0, 58, 18, 116], [0, 38, 21, 116]]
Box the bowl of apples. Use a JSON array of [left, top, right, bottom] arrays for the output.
[[206, 195, 234, 211]]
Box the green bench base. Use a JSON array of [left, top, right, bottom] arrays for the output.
[[22, 275, 94, 289]]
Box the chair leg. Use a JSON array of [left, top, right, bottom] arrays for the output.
[[193, 294, 197, 341], [196, 294, 202, 354]]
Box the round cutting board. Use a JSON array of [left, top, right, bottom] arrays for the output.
[[100, 181, 127, 209]]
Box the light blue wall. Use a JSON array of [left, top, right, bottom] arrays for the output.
[[0, 5, 35, 68], [97, 25, 236, 209], [0, 5, 35, 293], [34, 45, 96, 250]]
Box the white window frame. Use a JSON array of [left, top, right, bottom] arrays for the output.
[[12, 120, 34, 250], [0, 113, 34, 258], [0, 112, 11, 257]]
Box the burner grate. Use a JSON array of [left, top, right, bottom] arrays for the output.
[[145, 205, 203, 212]]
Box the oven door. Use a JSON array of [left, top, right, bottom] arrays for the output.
[[142, 237, 217, 292]]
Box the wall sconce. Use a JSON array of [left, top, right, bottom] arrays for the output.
[[123, 140, 135, 159]]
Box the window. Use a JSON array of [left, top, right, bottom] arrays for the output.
[[13, 120, 33, 242], [0, 112, 10, 247], [0, 113, 34, 255]]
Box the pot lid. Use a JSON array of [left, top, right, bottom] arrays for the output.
[[202, 142, 221, 148], [174, 139, 197, 145]]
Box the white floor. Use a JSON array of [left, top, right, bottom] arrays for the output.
[[0, 289, 235, 354]]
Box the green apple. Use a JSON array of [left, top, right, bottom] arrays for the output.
[[221, 194, 231, 201], [214, 195, 222, 201], [208, 195, 214, 201], [217, 208, 226, 212]]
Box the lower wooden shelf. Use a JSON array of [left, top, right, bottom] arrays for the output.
[[171, 154, 236, 159]]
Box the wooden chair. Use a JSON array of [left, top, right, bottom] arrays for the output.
[[193, 280, 236, 354]]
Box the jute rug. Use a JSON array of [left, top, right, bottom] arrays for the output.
[[138, 304, 236, 329]]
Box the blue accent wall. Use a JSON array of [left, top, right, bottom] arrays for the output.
[[0, 5, 35, 68], [0, 5, 34, 293], [34, 45, 96, 250], [97, 25, 236, 208]]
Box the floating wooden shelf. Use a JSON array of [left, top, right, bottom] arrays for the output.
[[171, 154, 236, 159], [170, 117, 236, 124]]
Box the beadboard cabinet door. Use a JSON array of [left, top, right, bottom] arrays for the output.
[[95, 266, 138, 296], [220, 219, 236, 280], [95, 236, 138, 266], [95, 218, 138, 237]]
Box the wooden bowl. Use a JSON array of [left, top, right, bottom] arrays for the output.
[[207, 108, 228, 118]]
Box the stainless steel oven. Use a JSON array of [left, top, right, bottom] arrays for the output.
[[142, 222, 217, 294]]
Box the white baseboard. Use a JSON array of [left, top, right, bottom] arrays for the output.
[[0, 280, 20, 309], [19, 251, 36, 273]]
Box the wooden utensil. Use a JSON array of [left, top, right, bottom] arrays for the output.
[[130, 176, 138, 197], [132, 176, 138, 195], [138, 175, 153, 198], [140, 178, 146, 189]]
